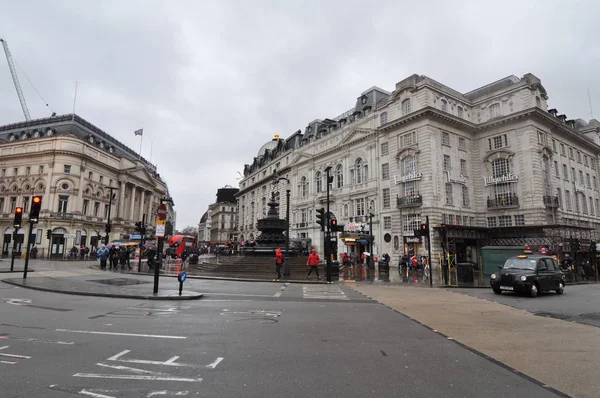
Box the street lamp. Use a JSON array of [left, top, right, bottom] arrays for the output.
[[272, 173, 291, 278], [368, 209, 375, 269], [104, 186, 118, 245]]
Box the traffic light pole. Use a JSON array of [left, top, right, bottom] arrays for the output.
[[10, 230, 17, 272], [138, 213, 146, 273], [325, 166, 332, 283], [426, 215, 432, 287], [23, 221, 34, 279]]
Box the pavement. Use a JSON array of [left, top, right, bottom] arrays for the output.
[[351, 283, 600, 398]]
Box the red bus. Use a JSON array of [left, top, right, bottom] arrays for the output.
[[168, 235, 196, 257]]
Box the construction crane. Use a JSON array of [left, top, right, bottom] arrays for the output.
[[1, 38, 31, 121]]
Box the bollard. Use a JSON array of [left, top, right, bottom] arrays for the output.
[[177, 271, 187, 296]]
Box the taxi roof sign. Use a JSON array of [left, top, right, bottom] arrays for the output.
[[517, 254, 528, 258]]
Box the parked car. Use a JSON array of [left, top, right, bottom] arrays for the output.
[[490, 254, 565, 297]]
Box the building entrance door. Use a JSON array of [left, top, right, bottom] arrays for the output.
[[51, 235, 66, 258]]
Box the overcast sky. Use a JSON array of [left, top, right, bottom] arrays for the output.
[[1, 0, 599, 229]]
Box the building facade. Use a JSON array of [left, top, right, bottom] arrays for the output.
[[0, 114, 173, 258], [237, 73, 600, 270], [208, 187, 239, 244]]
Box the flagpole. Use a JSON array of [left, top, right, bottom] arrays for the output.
[[138, 132, 143, 160]]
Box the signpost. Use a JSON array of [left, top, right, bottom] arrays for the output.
[[157, 203, 167, 220], [153, 201, 170, 294], [177, 271, 187, 296]]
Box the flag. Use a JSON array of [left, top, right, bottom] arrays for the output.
[[134, 128, 143, 136]]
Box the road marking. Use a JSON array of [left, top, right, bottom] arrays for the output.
[[302, 285, 349, 300], [55, 329, 186, 339], [48, 385, 189, 397], [206, 357, 224, 369], [79, 389, 116, 398], [96, 363, 167, 376], [1, 360, 18, 364], [208, 293, 274, 297], [3, 298, 31, 306], [274, 283, 289, 297], [147, 392, 189, 397], [73, 373, 203, 382], [0, 335, 74, 345], [0, 345, 31, 359], [107, 350, 193, 367]]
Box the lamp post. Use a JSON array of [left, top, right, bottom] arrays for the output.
[[104, 186, 118, 245], [368, 210, 374, 269], [272, 173, 291, 278], [154, 196, 173, 294]]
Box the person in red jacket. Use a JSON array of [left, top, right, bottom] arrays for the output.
[[306, 248, 321, 280], [275, 248, 284, 280]]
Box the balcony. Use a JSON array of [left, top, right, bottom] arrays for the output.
[[543, 195, 560, 208], [397, 195, 423, 208], [487, 194, 519, 209], [296, 222, 308, 228]]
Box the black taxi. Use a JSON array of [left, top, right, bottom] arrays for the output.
[[490, 254, 565, 297]]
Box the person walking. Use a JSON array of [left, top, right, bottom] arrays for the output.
[[181, 249, 188, 269], [275, 248, 284, 280], [97, 245, 109, 270], [306, 248, 321, 280]]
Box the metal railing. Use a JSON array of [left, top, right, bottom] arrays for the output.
[[543, 195, 560, 208], [487, 194, 519, 208], [397, 195, 423, 207]]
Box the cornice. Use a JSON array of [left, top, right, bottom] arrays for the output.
[[379, 107, 478, 133]]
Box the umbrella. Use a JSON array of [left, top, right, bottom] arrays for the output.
[[106, 242, 120, 248]]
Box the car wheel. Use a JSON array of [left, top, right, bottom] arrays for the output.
[[529, 283, 539, 298], [556, 281, 564, 295], [493, 288, 502, 295]]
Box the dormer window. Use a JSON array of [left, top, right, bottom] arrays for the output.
[[99, 142, 105, 149], [361, 96, 367, 105], [108, 146, 114, 154], [88, 136, 95, 144], [20, 132, 28, 140], [32, 130, 40, 138], [8, 134, 16, 142], [46, 129, 54, 137], [307, 126, 312, 133]]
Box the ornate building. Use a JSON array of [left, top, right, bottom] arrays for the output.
[[238, 73, 600, 271], [0, 114, 173, 258], [209, 186, 239, 244]]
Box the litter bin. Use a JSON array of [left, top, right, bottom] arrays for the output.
[[457, 263, 474, 283], [378, 260, 390, 273]]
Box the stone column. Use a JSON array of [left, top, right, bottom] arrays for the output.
[[140, 190, 146, 220], [77, 165, 85, 213], [118, 181, 125, 218], [129, 185, 136, 221]]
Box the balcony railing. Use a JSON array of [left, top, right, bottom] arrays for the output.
[[487, 194, 519, 208], [543, 195, 560, 208], [397, 195, 423, 208], [296, 222, 308, 228]]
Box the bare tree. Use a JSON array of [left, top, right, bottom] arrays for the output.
[[179, 225, 198, 236]]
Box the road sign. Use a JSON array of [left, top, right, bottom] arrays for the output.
[[156, 220, 166, 237], [157, 203, 167, 221]]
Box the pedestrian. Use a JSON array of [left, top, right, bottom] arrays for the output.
[[97, 245, 109, 270], [181, 249, 188, 269], [306, 248, 321, 280], [275, 248, 284, 280]]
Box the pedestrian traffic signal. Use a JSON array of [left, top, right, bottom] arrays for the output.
[[13, 207, 23, 228], [420, 223, 429, 235], [46, 229, 52, 239], [316, 208, 325, 231], [29, 196, 42, 222]]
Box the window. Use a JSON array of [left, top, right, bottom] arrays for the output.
[[590, 197, 595, 216], [381, 163, 390, 180], [489, 103, 501, 118], [402, 155, 417, 174], [565, 190, 572, 211], [13, 168, 18, 176], [383, 188, 390, 209], [380, 142, 389, 156], [403, 214, 420, 233], [554, 161, 559, 177], [99, 176, 104, 184], [445, 183, 453, 205], [380, 112, 388, 125], [499, 215, 512, 227], [442, 132, 450, 146], [487, 217, 497, 227], [441, 99, 448, 112], [577, 151, 582, 163], [460, 159, 467, 176], [384, 216, 392, 230], [587, 173, 591, 187], [402, 99, 411, 115], [492, 158, 510, 177], [563, 164, 568, 179], [83, 199, 89, 215], [493, 183, 512, 202], [0, 198, 3, 213], [596, 198, 600, 216], [10, 197, 17, 212], [22, 196, 29, 212], [58, 195, 69, 213], [592, 160, 596, 170], [595, 176, 598, 190], [569, 147, 574, 159], [488, 134, 508, 150], [26, 166, 30, 175], [557, 188, 562, 207], [64, 165, 71, 174], [1, 169, 5, 177], [552, 139, 556, 152], [335, 164, 343, 188], [457, 106, 464, 118], [105, 204, 110, 218], [584, 155, 589, 167], [355, 198, 365, 216], [538, 131, 547, 145], [448, 215, 455, 225], [344, 204, 348, 217], [300, 176, 308, 197], [582, 195, 588, 214], [571, 167, 576, 182], [458, 137, 466, 151], [352, 158, 367, 184], [443, 155, 451, 172], [560, 143, 566, 156], [399, 131, 416, 147], [462, 186, 469, 207], [404, 180, 417, 197], [88, 171, 93, 180], [315, 172, 322, 193]]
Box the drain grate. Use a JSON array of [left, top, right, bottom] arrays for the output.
[[89, 278, 151, 286]]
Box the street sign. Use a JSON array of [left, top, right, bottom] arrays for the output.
[[157, 203, 167, 221], [130, 234, 142, 240], [155, 220, 166, 237]]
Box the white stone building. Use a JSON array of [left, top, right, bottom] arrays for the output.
[[0, 114, 173, 258], [237, 73, 600, 272]]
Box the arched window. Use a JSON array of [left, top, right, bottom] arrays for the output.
[[353, 158, 367, 184], [336, 164, 343, 188], [402, 98, 411, 115], [380, 112, 388, 125], [315, 171, 322, 193], [441, 99, 448, 112], [402, 155, 417, 174], [300, 176, 308, 197], [491, 158, 510, 178]]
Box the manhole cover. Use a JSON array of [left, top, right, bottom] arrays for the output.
[[89, 278, 151, 286]]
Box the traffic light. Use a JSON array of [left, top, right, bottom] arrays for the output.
[[135, 221, 143, 233], [105, 223, 111, 234], [332, 223, 344, 233], [420, 223, 429, 235], [30, 196, 42, 222], [46, 229, 52, 240], [13, 207, 23, 228], [316, 208, 325, 231], [165, 221, 174, 236]]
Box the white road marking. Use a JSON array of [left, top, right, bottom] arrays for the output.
[[1, 360, 18, 364], [0, 335, 74, 345], [206, 357, 224, 369], [96, 362, 167, 376], [73, 373, 203, 382], [274, 283, 289, 297], [147, 392, 189, 397], [0, 345, 31, 359], [302, 285, 349, 300], [208, 293, 274, 297], [2, 298, 31, 306], [78, 389, 116, 398], [107, 350, 130, 361], [107, 350, 193, 367], [55, 329, 186, 339]]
